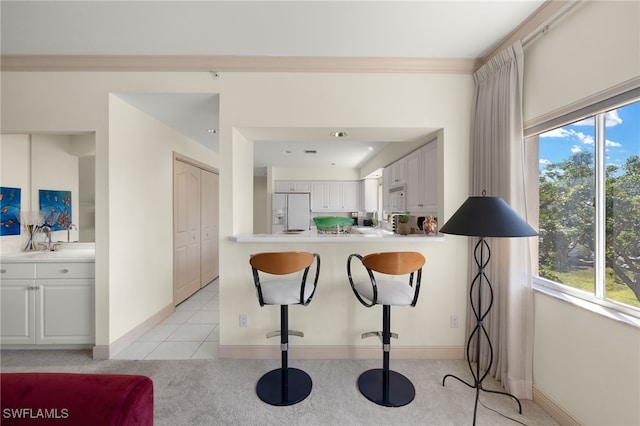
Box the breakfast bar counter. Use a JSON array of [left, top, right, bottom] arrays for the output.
[[230, 228, 445, 243]]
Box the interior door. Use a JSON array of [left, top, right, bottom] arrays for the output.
[[174, 160, 202, 305], [200, 169, 219, 286]]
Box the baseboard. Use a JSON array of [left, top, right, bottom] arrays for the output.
[[218, 345, 464, 360], [532, 384, 584, 426], [92, 303, 175, 359]]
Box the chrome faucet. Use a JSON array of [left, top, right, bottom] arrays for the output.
[[40, 226, 52, 250], [67, 223, 77, 242]]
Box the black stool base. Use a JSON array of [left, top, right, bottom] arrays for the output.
[[358, 368, 415, 407], [256, 368, 312, 406]]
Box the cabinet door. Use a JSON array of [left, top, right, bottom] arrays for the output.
[[0, 281, 35, 344], [275, 181, 310, 193], [421, 141, 438, 211], [341, 181, 361, 210], [36, 280, 95, 344], [325, 182, 343, 210], [405, 150, 422, 212], [310, 182, 328, 210], [390, 158, 407, 185]]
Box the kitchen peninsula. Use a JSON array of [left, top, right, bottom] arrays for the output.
[[231, 229, 445, 243]]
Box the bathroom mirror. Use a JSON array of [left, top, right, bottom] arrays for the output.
[[30, 133, 96, 242]]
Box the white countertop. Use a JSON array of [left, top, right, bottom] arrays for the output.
[[1, 243, 96, 263], [231, 228, 445, 243]]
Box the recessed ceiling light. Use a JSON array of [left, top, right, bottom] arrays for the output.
[[368, 146, 374, 151], [207, 129, 217, 133], [330, 131, 348, 138], [283, 150, 293, 154]]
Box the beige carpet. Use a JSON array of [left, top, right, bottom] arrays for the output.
[[1, 350, 557, 426]]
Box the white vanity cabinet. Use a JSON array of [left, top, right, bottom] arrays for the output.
[[0, 260, 95, 346]]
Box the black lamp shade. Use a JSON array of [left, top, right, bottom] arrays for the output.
[[440, 196, 538, 238]]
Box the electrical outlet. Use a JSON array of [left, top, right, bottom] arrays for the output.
[[450, 314, 459, 328], [239, 314, 248, 328]]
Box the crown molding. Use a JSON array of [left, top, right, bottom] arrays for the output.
[[0, 54, 480, 74]]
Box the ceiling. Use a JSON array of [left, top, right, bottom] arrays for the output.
[[1, 1, 547, 174]]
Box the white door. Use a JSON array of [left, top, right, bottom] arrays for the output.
[[287, 193, 310, 230], [200, 169, 219, 286], [174, 160, 202, 305]]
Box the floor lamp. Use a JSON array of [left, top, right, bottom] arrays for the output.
[[440, 191, 537, 425]]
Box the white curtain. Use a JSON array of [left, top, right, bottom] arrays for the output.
[[468, 41, 534, 399]]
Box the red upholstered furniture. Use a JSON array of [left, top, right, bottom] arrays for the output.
[[1, 372, 153, 425]]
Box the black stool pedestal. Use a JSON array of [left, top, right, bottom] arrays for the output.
[[358, 368, 415, 407], [256, 367, 312, 406]]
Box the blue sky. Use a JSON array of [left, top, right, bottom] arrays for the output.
[[539, 100, 640, 170]]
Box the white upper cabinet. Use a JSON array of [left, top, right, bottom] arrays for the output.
[[388, 157, 407, 187], [406, 141, 437, 214], [274, 180, 311, 193], [311, 181, 361, 212]]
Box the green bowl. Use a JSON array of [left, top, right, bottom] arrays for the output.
[[313, 216, 354, 233]]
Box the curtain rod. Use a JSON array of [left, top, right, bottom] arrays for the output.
[[521, 0, 579, 47]]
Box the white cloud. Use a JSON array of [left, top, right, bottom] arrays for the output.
[[606, 139, 622, 147], [567, 110, 622, 127], [540, 128, 593, 145], [579, 132, 594, 145], [605, 110, 623, 126], [571, 145, 582, 153], [540, 128, 571, 138], [539, 158, 551, 165]]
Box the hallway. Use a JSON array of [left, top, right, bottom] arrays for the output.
[[115, 279, 219, 360]]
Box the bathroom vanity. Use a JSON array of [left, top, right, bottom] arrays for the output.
[[0, 244, 95, 348]]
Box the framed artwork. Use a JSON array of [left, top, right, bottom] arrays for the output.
[[39, 189, 72, 231], [0, 186, 21, 236]]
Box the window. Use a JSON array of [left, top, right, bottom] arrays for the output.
[[534, 97, 640, 314]]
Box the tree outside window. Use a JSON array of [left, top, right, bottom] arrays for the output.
[[538, 100, 640, 310]]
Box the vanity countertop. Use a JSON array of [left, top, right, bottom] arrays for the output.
[[1, 243, 95, 263]]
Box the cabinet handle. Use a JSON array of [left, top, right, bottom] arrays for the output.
[[29, 286, 41, 290], [61, 268, 69, 273]]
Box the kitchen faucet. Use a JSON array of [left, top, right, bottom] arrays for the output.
[[67, 223, 77, 242]]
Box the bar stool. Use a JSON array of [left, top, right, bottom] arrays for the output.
[[250, 251, 321, 406], [347, 251, 425, 407]]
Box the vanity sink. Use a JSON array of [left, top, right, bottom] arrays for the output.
[[1, 243, 95, 261]]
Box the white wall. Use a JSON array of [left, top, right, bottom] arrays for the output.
[[1, 70, 472, 352], [108, 94, 219, 342], [523, 2, 640, 424], [218, 72, 473, 350]]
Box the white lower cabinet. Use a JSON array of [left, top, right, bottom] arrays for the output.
[[0, 261, 94, 346]]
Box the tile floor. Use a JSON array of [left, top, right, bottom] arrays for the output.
[[115, 279, 219, 360]]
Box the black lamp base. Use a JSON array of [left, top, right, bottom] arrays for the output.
[[256, 368, 312, 406], [358, 368, 415, 407]]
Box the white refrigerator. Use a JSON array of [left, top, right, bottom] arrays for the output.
[[272, 193, 311, 233]]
